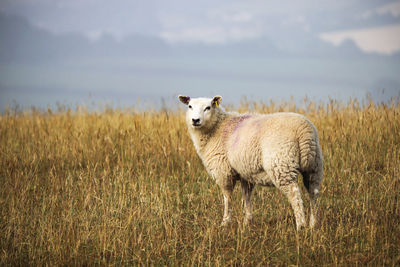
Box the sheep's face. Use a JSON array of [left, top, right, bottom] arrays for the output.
[[179, 95, 222, 130]]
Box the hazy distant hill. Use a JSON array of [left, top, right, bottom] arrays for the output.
[[0, 11, 382, 63], [0, 11, 399, 110]]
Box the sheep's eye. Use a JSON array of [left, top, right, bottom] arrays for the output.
[[204, 106, 211, 111], [188, 105, 192, 109]]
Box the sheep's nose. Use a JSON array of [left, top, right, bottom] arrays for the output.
[[192, 118, 200, 125]]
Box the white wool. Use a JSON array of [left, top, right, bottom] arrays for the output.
[[179, 95, 323, 230]]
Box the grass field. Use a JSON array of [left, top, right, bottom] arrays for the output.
[[1, 98, 399, 266]]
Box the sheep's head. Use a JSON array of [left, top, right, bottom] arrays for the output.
[[178, 95, 222, 130]]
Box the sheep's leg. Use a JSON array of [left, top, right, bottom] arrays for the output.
[[221, 188, 233, 226], [303, 171, 322, 228], [240, 179, 254, 226], [309, 183, 320, 228], [219, 179, 236, 226], [279, 182, 306, 231]]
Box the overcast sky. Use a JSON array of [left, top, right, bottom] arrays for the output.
[[1, 0, 400, 54], [0, 0, 399, 110]]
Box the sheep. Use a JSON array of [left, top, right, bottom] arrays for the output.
[[178, 95, 323, 230]]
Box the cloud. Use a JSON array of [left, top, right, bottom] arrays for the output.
[[159, 5, 263, 45], [377, 2, 400, 17], [360, 1, 400, 19], [222, 11, 253, 23], [160, 26, 262, 45], [319, 24, 400, 55], [282, 15, 310, 32], [208, 9, 254, 23]]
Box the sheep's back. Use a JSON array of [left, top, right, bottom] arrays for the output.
[[225, 112, 316, 179]]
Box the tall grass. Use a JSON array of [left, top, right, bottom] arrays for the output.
[[1, 98, 399, 265]]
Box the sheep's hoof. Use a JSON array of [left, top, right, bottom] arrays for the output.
[[309, 218, 319, 229], [220, 218, 231, 226], [243, 217, 253, 227], [296, 223, 306, 231]]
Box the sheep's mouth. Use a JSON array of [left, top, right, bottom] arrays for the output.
[[192, 122, 202, 127]]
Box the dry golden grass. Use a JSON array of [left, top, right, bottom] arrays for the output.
[[1, 98, 399, 266]]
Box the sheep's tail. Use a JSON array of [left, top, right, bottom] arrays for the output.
[[297, 120, 320, 174], [297, 120, 323, 192]]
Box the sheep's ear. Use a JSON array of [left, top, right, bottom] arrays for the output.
[[178, 95, 190, 105], [212, 96, 222, 108]]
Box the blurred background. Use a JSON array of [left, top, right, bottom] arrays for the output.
[[0, 0, 399, 111]]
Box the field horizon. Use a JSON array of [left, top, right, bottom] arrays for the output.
[[1, 97, 399, 265]]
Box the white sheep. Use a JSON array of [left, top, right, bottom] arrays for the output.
[[178, 95, 323, 230]]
